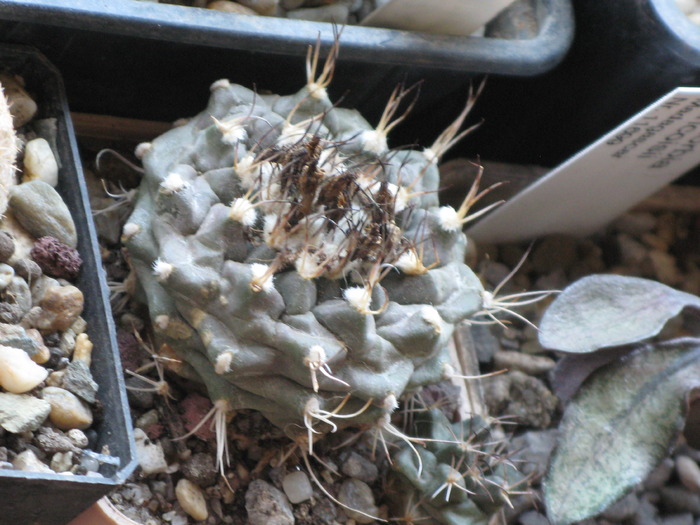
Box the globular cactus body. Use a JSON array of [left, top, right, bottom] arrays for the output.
[[124, 52, 486, 446], [391, 409, 522, 525]]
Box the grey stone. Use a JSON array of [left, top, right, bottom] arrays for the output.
[[12, 258, 42, 283], [134, 409, 159, 432], [0, 392, 50, 433], [3, 276, 32, 317], [0, 232, 15, 263], [469, 323, 500, 363], [0, 302, 22, 324], [62, 360, 98, 404], [34, 427, 77, 454], [125, 376, 155, 410], [484, 371, 558, 429], [660, 485, 700, 514], [480, 261, 511, 289], [661, 514, 694, 525], [602, 492, 640, 522], [518, 510, 550, 525], [9, 180, 77, 247], [633, 494, 660, 525], [337, 479, 379, 524], [245, 479, 294, 525], [341, 450, 379, 483], [510, 429, 558, 479], [645, 458, 674, 491], [181, 452, 218, 488], [0, 323, 39, 357], [282, 470, 313, 503]]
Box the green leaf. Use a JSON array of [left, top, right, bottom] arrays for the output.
[[539, 274, 700, 354], [545, 338, 700, 525]]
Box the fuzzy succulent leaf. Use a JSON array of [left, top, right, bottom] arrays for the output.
[[545, 338, 700, 525], [539, 274, 700, 354]]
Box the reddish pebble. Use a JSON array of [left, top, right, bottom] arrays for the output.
[[180, 393, 216, 441]]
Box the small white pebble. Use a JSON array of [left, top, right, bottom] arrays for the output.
[[176, 478, 209, 522], [12, 449, 52, 473], [67, 428, 89, 449], [133, 429, 168, 476], [0, 344, 48, 394], [282, 470, 313, 503], [676, 455, 700, 494], [23, 138, 58, 186]]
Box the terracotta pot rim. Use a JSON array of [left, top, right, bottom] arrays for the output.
[[68, 496, 141, 525]]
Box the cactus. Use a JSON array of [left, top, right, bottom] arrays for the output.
[[390, 409, 524, 525], [0, 81, 16, 216], [123, 42, 493, 459]]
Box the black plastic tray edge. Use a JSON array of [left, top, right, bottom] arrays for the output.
[[0, 43, 137, 524], [0, 0, 574, 75]]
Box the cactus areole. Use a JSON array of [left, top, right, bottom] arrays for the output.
[[124, 44, 487, 452]]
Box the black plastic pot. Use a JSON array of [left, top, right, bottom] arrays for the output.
[[464, 0, 700, 168], [0, 0, 573, 147], [0, 44, 137, 525]]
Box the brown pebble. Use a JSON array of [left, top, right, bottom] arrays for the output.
[[72, 333, 93, 367], [41, 386, 93, 430], [39, 285, 84, 331]]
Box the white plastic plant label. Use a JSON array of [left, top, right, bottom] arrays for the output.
[[360, 0, 517, 36], [468, 87, 700, 244]]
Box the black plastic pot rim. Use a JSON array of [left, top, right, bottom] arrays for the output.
[[0, 0, 574, 75], [648, 0, 700, 56], [0, 42, 137, 489]]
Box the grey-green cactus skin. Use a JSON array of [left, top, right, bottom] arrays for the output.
[[392, 409, 522, 525], [124, 78, 485, 441]]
